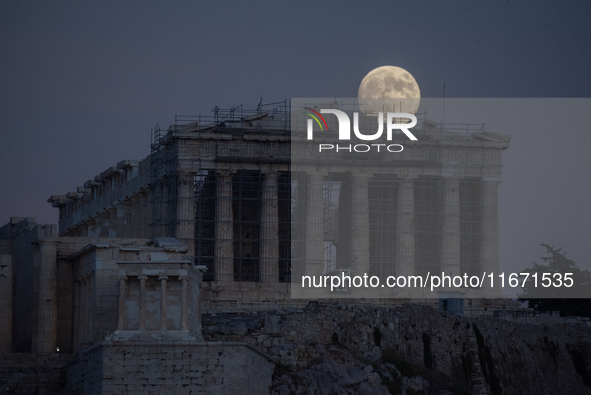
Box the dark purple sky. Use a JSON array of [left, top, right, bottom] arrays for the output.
[[1, 1, 590, 276]]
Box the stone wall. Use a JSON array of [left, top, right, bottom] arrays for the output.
[[0, 352, 70, 394], [203, 302, 591, 395], [201, 281, 295, 314], [64, 346, 104, 395], [64, 342, 274, 394]]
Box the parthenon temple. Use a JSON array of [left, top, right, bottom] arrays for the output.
[[0, 101, 511, 392]]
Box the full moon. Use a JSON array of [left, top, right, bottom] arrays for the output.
[[358, 66, 421, 114]]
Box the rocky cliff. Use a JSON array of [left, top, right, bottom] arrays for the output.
[[202, 302, 591, 395]]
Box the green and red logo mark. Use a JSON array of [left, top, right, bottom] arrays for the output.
[[304, 107, 329, 132]]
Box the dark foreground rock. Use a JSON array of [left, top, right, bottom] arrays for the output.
[[203, 302, 591, 395]]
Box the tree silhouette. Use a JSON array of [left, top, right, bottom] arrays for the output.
[[518, 244, 591, 318]]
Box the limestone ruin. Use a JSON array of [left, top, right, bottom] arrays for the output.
[[11, 103, 588, 395]]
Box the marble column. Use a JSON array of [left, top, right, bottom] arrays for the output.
[[86, 218, 97, 238], [260, 171, 279, 282], [305, 173, 325, 276], [117, 275, 128, 331], [176, 171, 195, 261], [179, 275, 189, 330], [88, 273, 94, 342], [99, 211, 111, 238], [350, 173, 371, 275], [396, 178, 415, 276], [78, 278, 86, 342], [107, 207, 117, 238], [121, 199, 133, 238], [77, 222, 89, 238], [138, 190, 150, 238], [481, 179, 500, 276], [129, 195, 140, 238], [115, 203, 126, 238], [442, 178, 461, 277], [138, 275, 147, 330], [36, 240, 58, 353], [159, 275, 168, 330], [83, 275, 91, 341], [215, 171, 234, 283], [155, 183, 170, 239], [72, 279, 80, 353]]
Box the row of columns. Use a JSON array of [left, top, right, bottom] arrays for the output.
[[178, 169, 500, 281], [75, 189, 150, 239], [181, 170, 281, 283], [117, 274, 190, 331], [303, 173, 500, 277]]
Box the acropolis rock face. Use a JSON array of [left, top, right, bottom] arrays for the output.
[[203, 303, 591, 395]]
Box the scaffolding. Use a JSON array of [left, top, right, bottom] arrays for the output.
[[149, 98, 491, 288], [150, 123, 178, 239], [150, 100, 293, 283], [288, 99, 491, 292]]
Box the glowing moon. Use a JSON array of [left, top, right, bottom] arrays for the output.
[[358, 66, 421, 114]]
